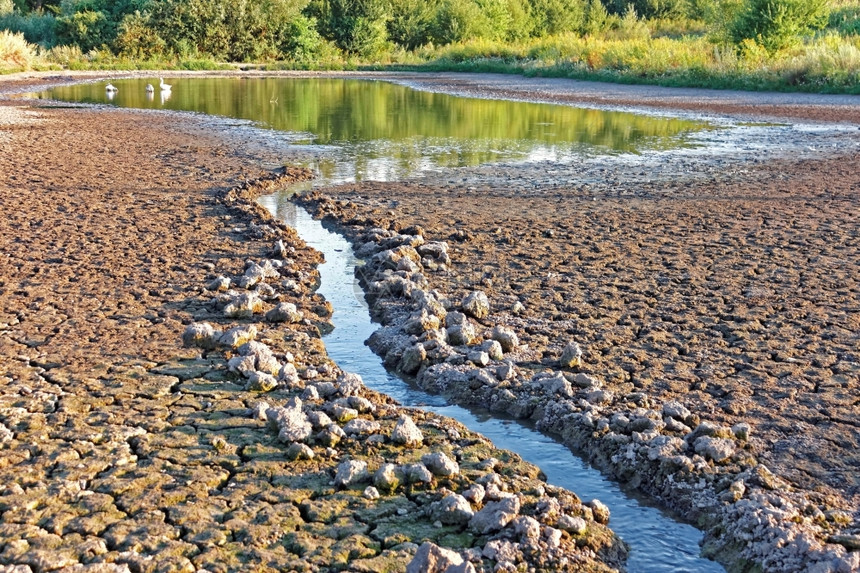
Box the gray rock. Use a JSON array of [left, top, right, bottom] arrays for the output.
[[588, 499, 610, 524], [403, 463, 434, 484], [265, 302, 303, 323], [445, 311, 468, 327], [223, 292, 265, 318], [306, 410, 332, 429], [246, 371, 278, 392], [482, 539, 520, 563], [469, 496, 520, 534], [573, 372, 599, 388], [343, 418, 381, 436], [490, 326, 519, 352], [431, 493, 474, 526], [447, 323, 478, 346], [279, 363, 300, 386], [557, 514, 587, 535], [421, 452, 460, 476], [206, 275, 231, 292], [391, 414, 424, 447], [462, 291, 490, 319], [512, 515, 541, 541], [218, 325, 257, 349], [463, 484, 485, 505], [732, 422, 751, 440], [480, 340, 504, 360], [266, 397, 311, 443], [694, 436, 736, 463], [662, 400, 692, 421], [538, 373, 574, 397], [374, 463, 405, 493], [401, 344, 427, 374], [347, 395, 376, 414], [559, 341, 582, 368], [467, 350, 490, 366], [182, 322, 221, 350], [406, 542, 469, 573], [286, 442, 314, 461], [334, 459, 370, 488], [336, 372, 364, 397], [227, 354, 256, 377]]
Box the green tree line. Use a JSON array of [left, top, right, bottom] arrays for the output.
[[0, 0, 839, 62]]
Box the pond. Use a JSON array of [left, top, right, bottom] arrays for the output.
[[38, 77, 709, 185]]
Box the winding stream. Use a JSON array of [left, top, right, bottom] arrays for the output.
[[258, 192, 725, 573]]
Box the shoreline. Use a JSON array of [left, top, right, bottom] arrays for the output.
[[1, 74, 856, 570]]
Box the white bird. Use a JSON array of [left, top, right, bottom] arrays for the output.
[[105, 83, 118, 93], [145, 83, 154, 93], [159, 78, 171, 92]]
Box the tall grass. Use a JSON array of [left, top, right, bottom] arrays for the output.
[[0, 30, 36, 71], [407, 31, 860, 93]]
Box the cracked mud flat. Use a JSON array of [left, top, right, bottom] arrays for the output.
[[0, 75, 627, 572], [288, 76, 859, 572]]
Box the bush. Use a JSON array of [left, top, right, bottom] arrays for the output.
[[387, 0, 437, 49], [56, 9, 111, 51], [0, 10, 57, 47], [0, 29, 35, 69], [607, 0, 688, 19], [730, 0, 830, 53], [113, 10, 164, 58], [432, 0, 487, 44], [0, 0, 13, 15], [529, 0, 586, 36]]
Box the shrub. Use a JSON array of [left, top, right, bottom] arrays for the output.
[[0, 10, 57, 47], [0, 29, 35, 69], [56, 9, 111, 51], [582, 0, 610, 35], [529, 0, 586, 36], [113, 10, 165, 58], [0, 0, 13, 15], [387, 0, 437, 49], [730, 0, 830, 53]]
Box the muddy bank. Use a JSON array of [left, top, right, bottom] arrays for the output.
[[293, 105, 859, 571], [0, 81, 626, 571]]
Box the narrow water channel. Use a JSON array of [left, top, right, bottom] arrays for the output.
[[258, 192, 725, 573]]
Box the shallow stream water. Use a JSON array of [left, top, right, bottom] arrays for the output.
[[258, 192, 725, 573]]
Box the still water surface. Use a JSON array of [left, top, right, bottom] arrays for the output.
[[258, 192, 725, 573], [40, 77, 708, 184]]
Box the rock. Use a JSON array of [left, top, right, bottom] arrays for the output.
[[462, 291, 490, 319], [421, 452, 460, 477], [218, 325, 258, 349], [557, 514, 587, 535], [348, 395, 376, 414], [588, 499, 610, 524], [334, 459, 370, 488], [403, 463, 434, 484], [467, 350, 490, 366], [463, 484, 485, 505], [559, 341, 582, 368], [343, 418, 381, 436], [496, 362, 516, 381], [265, 302, 303, 323], [662, 400, 692, 421], [543, 526, 562, 549], [182, 322, 221, 350], [227, 354, 256, 377], [286, 442, 314, 461], [306, 410, 332, 429], [490, 326, 519, 352], [206, 275, 231, 292], [469, 496, 520, 534], [447, 323, 478, 346], [535, 373, 574, 397], [512, 516, 541, 541], [406, 542, 469, 573], [246, 371, 278, 392], [585, 389, 614, 405], [336, 372, 364, 397], [431, 493, 474, 526], [373, 463, 404, 493], [317, 424, 345, 447], [693, 436, 736, 463], [364, 486, 380, 500], [331, 405, 358, 423], [391, 414, 424, 447], [279, 363, 300, 386], [480, 340, 504, 361], [482, 539, 520, 563], [223, 292, 265, 317], [400, 344, 427, 374], [572, 372, 599, 388], [732, 422, 751, 440], [266, 397, 312, 443], [511, 301, 525, 315]]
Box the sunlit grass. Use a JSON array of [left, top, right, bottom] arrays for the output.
[[0, 30, 35, 71]]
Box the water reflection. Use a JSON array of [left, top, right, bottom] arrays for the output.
[[39, 78, 708, 184]]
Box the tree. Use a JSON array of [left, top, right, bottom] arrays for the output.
[[730, 0, 829, 53]]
